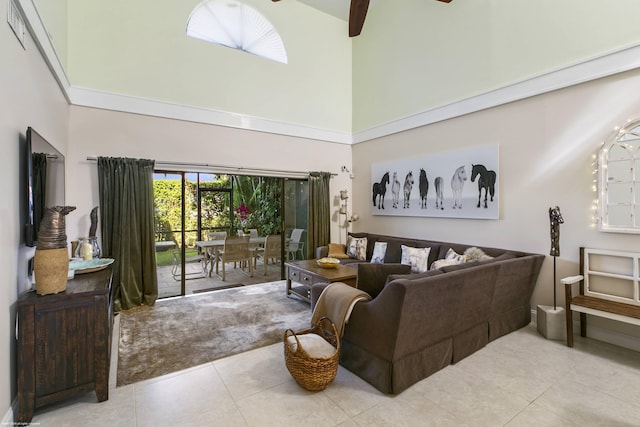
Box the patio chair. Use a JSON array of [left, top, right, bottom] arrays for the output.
[[256, 234, 282, 275], [204, 231, 227, 270], [171, 248, 206, 280], [286, 228, 305, 260], [215, 236, 253, 280]]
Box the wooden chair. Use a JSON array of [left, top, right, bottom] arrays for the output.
[[215, 236, 253, 280], [256, 234, 282, 275]]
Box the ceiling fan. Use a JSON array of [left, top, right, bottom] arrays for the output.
[[272, 0, 453, 37]]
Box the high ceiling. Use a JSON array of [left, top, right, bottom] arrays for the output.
[[26, 0, 640, 142], [297, 0, 378, 21]]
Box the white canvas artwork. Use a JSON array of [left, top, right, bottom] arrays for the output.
[[371, 144, 499, 219]]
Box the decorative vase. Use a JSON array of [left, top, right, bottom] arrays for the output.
[[34, 206, 76, 295], [34, 248, 70, 295], [75, 236, 101, 260]]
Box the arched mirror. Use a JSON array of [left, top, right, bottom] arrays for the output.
[[599, 118, 640, 233]]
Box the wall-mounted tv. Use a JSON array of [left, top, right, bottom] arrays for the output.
[[25, 127, 65, 247]]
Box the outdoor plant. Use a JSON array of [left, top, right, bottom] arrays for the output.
[[235, 203, 251, 233]]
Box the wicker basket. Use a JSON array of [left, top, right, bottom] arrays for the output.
[[284, 317, 340, 391]]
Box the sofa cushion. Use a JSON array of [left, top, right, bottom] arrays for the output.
[[385, 268, 443, 284], [328, 243, 351, 259], [401, 245, 431, 273], [480, 252, 516, 264], [356, 263, 411, 299], [440, 260, 481, 273], [370, 241, 387, 264], [346, 236, 367, 260]]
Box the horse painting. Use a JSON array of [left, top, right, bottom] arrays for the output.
[[434, 177, 444, 210], [451, 166, 467, 209], [403, 171, 414, 208], [471, 164, 496, 209], [391, 171, 401, 208], [419, 169, 429, 209], [372, 172, 390, 209]]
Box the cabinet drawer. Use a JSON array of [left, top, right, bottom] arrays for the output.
[[299, 272, 315, 286]]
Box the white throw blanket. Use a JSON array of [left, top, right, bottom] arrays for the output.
[[311, 282, 371, 337]]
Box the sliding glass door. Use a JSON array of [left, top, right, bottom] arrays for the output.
[[284, 179, 309, 260], [153, 171, 306, 298]]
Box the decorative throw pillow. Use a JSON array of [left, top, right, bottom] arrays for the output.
[[346, 237, 367, 261], [370, 242, 387, 264], [430, 258, 461, 270], [400, 245, 431, 273], [464, 246, 494, 262], [327, 243, 350, 259], [445, 248, 467, 263]]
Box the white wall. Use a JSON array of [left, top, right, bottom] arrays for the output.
[[65, 0, 352, 133], [1, 0, 69, 419], [353, 0, 640, 131], [352, 68, 640, 346], [65, 106, 353, 246]]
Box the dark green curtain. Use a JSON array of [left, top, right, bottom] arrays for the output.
[[97, 157, 157, 311], [307, 172, 331, 258], [31, 153, 47, 238]]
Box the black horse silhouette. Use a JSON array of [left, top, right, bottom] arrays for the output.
[[471, 164, 496, 208], [372, 172, 390, 209], [419, 169, 429, 209]]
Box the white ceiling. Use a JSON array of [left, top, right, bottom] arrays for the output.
[[297, 0, 378, 21]]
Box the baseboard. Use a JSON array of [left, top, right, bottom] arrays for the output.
[[531, 308, 640, 352], [2, 398, 16, 425]]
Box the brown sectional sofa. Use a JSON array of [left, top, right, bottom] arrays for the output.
[[313, 232, 544, 394]]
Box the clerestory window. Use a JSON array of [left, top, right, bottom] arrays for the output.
[[186, 0, 288, 64]]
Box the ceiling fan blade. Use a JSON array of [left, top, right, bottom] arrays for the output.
[[349, 0, 370, 37]]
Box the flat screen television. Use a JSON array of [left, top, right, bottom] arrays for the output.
[[25, 127, 65, 247]]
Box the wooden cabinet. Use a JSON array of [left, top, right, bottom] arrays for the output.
[[17, 266, 114, 423]]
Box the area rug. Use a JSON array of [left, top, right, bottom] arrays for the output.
[[117, 280, 311, 386]]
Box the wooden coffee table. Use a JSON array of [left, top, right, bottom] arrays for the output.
[[285, 259, 357, 303]]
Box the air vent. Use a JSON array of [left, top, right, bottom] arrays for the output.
[[7, 0, 26, 48]]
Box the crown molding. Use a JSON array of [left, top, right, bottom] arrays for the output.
[[352, 43, 640, 144], [67, 86, 353, 144], [19, 0, 640, 145]]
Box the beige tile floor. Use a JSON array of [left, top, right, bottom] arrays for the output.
[[29, 320, 640, 426]]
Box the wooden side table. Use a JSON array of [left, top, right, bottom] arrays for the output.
[[17, 266, 114, 424], [285, 260, 357, 303]]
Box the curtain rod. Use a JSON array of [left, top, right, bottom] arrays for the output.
[[85, 157, 337, 178]]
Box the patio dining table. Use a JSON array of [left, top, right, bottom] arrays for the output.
[[196, 237, 266, 276]]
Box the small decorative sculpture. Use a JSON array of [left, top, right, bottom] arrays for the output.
[[89, 206, 99, 237], [548, 206, 564, 309], [549, 206, 563, 257], [36, 206, 76, 250]]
